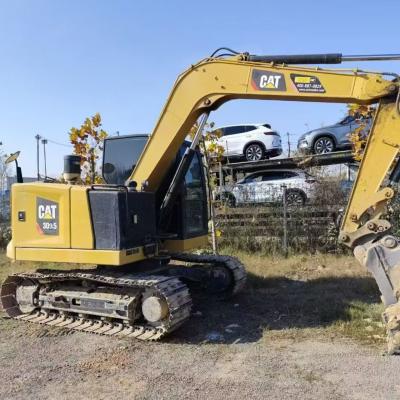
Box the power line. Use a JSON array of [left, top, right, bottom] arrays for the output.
[[33, 134, 72, 180], [45, 138, 72, 148]]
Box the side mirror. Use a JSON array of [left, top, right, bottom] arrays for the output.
[[5, 151, 20, 164], [5, 151, 23, 183]]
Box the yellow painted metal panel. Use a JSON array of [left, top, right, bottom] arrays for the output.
[[11, 183, 71, 248], [164, 235, 208, 252], [15, 246, 146, 266], [131, 58, 395, 191], [70, 186, 94, 249], [342, 101, 400, 233], [6, 240, 15, 260]]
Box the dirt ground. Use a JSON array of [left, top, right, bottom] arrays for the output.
[[1, 252, 400, 400]]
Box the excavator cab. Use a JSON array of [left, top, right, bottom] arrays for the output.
[[102, 134, 208, 242]]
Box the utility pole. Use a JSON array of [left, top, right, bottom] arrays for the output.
[[35, 134, 41, 180], [287, 132, 291, 157], [41, 139, 48, 178]]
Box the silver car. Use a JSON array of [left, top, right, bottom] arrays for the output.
[[297, 115, 371, 154], [216, 169, 317, 207]]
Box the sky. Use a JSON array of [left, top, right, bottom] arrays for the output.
[[1, 0, 400, 177]]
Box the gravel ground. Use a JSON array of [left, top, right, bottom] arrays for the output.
[[1, 312, 400, 400], [1, 253, 399, 399]]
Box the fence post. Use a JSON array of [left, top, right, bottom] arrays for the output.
[[218, 162, 223, 189], [201, 145, 218, 255], [281, 184, 288, 257]]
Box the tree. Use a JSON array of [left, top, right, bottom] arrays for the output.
[[0, 153, 10, 220], [69, 113, 108, 184], [347, 104, 376, 161], [189, 120, 225, 253], [202, 122, 225, 162], [189, 121, 225, 188]]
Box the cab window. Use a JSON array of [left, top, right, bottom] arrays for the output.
[[182, 153, 207, 236], [102, 135, 148, 185]]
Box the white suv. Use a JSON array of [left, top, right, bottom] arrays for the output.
[[212, 123, 282, 162], [221, 169, 317, 206]]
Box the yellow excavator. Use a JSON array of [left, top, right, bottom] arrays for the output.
[[3, 48, 400, 352]]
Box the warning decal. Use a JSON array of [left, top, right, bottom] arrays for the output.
[[290, 74, 325, 93]]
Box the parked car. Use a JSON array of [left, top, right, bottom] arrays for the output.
[[216, 169, 317, 207], [211, 123, 282, 162], [297, 115, 371, 154]]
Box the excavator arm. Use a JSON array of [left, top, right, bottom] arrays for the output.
[[339, 98, 400, 353], [129, 55, 397, 190], [129, 52, 400, 352]]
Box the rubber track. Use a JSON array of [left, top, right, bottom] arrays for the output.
[[170, 253, 247, 296], [1, 271, 192, 341]]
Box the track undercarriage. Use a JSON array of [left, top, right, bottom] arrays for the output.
[[1, 253, 246, 340]]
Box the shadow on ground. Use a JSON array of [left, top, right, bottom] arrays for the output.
[[169, 272, 381, 344]]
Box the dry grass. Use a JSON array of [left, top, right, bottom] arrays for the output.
[[220, 249, 385, 346], [0, 250, 386, 346]]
